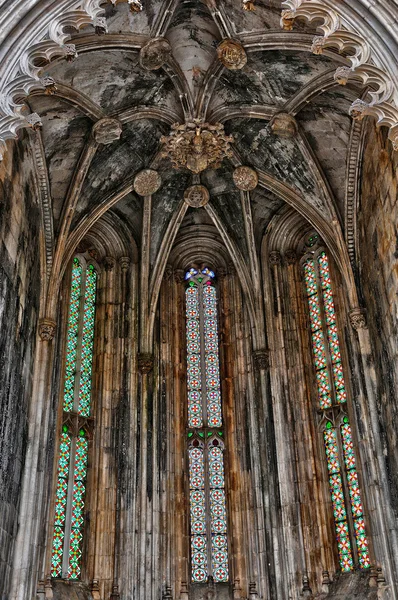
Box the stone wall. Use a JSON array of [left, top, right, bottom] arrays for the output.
[[358, 125, 398, 516], [0, 139, 41, 597], [357, 125, 398, 571]]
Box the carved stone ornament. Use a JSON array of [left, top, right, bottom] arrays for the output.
[[253, 349, 270, 371], [279, 0, 398, 151], [92, 118, 122, 145], [128, 0, 143, 13], [269, 250, 282, 265], [40, 76, 57, 95], [26, 113, 42, 131], [285, 249, 297, 264], [334, 66, 353, 85], [138, 352, 154, 373], [217, 39, 247, 70], [349, 307, 367, 330], [64, 43, 78, 62], [232, 165, 258, 191], [140, 37, 172, 71], [184, 184, 210, 208], [39, 318, 56, 341], [133, 169, 162, 196], [119, 256, 131, 271], [243, 0, 256, 10], [94, 16, 108, 35], [160, 120, 234, 173], [104, 256, 116, 271], [270, 113, 297, 138]]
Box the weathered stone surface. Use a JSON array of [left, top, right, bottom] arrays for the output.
[[0, 140, 40, 596]]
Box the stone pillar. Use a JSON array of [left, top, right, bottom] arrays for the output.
[[348, 308, 398, 595], [90, 256, 117, 599], [228, 268, 272, 599], [10, 318, 57, 600], [267, 250, 302, 597]]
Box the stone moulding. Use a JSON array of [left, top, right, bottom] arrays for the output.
[[280, 0, 398, 150], [0, 0, 107, 160]]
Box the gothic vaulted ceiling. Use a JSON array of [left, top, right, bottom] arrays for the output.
[[7, 0, 383, 290]]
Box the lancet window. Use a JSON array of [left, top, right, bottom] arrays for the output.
[[50, 256, 97, 579], [303, 249, 370, 572], [185, 267, 229, 584]]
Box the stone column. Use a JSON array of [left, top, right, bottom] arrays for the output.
[[10, 318, 57, 600], [91, 256, 117, 599], [348, 308, 398, 596], [267, 250, 303, 598], [228, 268, 272, 599]]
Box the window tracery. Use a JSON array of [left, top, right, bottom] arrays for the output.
[[303, 247, 370, 572], [185, 267, 229, 584], [50, 256, 97, 579]]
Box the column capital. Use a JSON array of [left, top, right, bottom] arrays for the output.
[[39, 318, 56, 341], [174, 269, 185, 284], [269, 250, 282, 265], [104, 256, 116, 271], [138, 352, 154, 373], [349, 307, 367, 330], [253, 348, 270, 371], [285, 249, 297, 264], [119, 256, 130, 271]]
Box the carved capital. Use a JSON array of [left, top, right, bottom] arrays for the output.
[[39, 318, 56, 341], [270, 113, 297, 138], [349, 307, 367, 330], [119, 256, 130, 271], [269, 251, 282, 265], [92, 118, 122, 145], [285, 249, 297, 264], [164, 264, 173, 280], [253, 349, 270, 371], [138, 352, 154, 373], [140, 37, 172, 70], [104, 256, 116, 271], [174, 269, 185, 284]]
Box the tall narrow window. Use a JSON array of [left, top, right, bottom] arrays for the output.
[[303, 249, 370, 572], [51, 256, 97, 579], [185, 267, 229, 584]]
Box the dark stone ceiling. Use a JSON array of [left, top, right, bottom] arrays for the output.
[[23, 0, 364, 262]]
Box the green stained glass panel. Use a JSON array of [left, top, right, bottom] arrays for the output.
[[341, 421, 370, 569], [78, 264, 97, 417], [50, 431, 72, 577], [323, 426, 354, 572], [67, 435, 89, 579], [63, 258, 83, 412]]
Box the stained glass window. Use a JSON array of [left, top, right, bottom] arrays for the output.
[[303, 248, 370, 572], [185, 267, 229, 584], [51, 256, 97, 580]]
